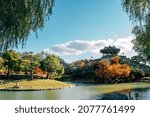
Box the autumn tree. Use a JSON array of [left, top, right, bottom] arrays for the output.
[[0, 0, 55, 51], [33, 67, 44, 76], [40, 54, 64, 79], [94, 57, 131, 83], [94, 60, 111, 79]]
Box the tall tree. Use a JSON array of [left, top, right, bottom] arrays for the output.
[[40, 54, 64, 79], [21, 52, 41, 79], [0, 0, 55, 51], [122, 0, 150, 62], [2, 50, 20, 76]]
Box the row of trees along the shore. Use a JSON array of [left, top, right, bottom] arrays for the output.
[[0, 50, 147, 83], [0, 50, 64, 79]]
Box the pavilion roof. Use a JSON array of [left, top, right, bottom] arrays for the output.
[[100, 46, 120, 54]]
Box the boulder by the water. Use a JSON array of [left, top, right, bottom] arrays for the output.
[[101, 93, 128, 100], [0, 80, 4, 84], [141, 77, 150, 83]]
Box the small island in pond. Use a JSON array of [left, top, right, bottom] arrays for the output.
[[0, 79, 73, 91]]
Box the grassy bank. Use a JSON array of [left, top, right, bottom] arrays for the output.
[[0, 79, 73, 91], [92, 82, 150, 94]]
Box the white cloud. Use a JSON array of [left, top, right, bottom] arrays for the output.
[[44, 36, 137, 62]]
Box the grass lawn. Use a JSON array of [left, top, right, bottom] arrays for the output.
[[92, 82, 150, 94], [0, 79, 73, 91]]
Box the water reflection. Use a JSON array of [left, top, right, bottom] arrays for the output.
[[100, 93, 128, 100], [97, 92, 138, 100], [98, 89, 150, 100], [0, 86, 150, 100]]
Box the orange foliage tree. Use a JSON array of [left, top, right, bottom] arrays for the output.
[[33, 67, 44, 76], [93, 56, 131, 83]]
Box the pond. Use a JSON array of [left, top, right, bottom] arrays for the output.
[[0, 84, 150, 100]]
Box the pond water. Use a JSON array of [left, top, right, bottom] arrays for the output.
[[0, 84, 150, 100]]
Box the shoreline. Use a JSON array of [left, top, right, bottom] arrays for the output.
[[0, 85, 75, 91], [0, 79, 75, 91], [0, 79, 150, 92], [91, 82, 150, 94]]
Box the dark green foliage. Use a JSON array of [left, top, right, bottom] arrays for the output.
[[130, 66, 145, 81], [71, 64, 96, 82], [131, 55, 146, 64], [2, 50, 20, 76], [0, 0, 55, 51], [58, 57, 73, 74], [20, 52, 41, 78]]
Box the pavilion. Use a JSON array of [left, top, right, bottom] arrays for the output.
[[100, 45, 120, 58]]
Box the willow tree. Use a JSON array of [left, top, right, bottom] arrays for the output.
[[122, 0, 150, 61], [0, 0, 55, 51]]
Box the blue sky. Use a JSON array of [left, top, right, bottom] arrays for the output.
[[16, 0, 134, 62]]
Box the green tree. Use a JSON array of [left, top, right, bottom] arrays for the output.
[[58, 57, 73, 74], [2, 50, 20, 76], [21, 52, 41, 79], [40, 54, 64, 79], [0, 0, 55, 51], [131, 55, 147, 64], [0, 56, 4, 70], [122, 0, 150, 61]]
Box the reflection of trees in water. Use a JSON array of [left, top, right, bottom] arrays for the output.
[[101, 93, 128, 100], [100, 91, 139, 100], [117, 89, 139, 100], [129, 92, 138, 100], [97, 88, 150, 100], [122, 89, 138, 100]]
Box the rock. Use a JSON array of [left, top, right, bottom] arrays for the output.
[[13, 82, 23, 89], [142, 77, 150, 80], [101, 93, 128, 100], [0, 80, 4, 84], [141, 77, 150, 83]]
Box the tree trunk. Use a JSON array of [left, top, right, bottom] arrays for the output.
[[30, 71, 33, 80], [7, 69, 10, 77], [46, 73, 49, 79], [25, 72, 28, 76]]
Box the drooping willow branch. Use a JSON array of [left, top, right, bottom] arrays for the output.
[[0, 0, 55, 51], [122, 0, 150, 60]]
